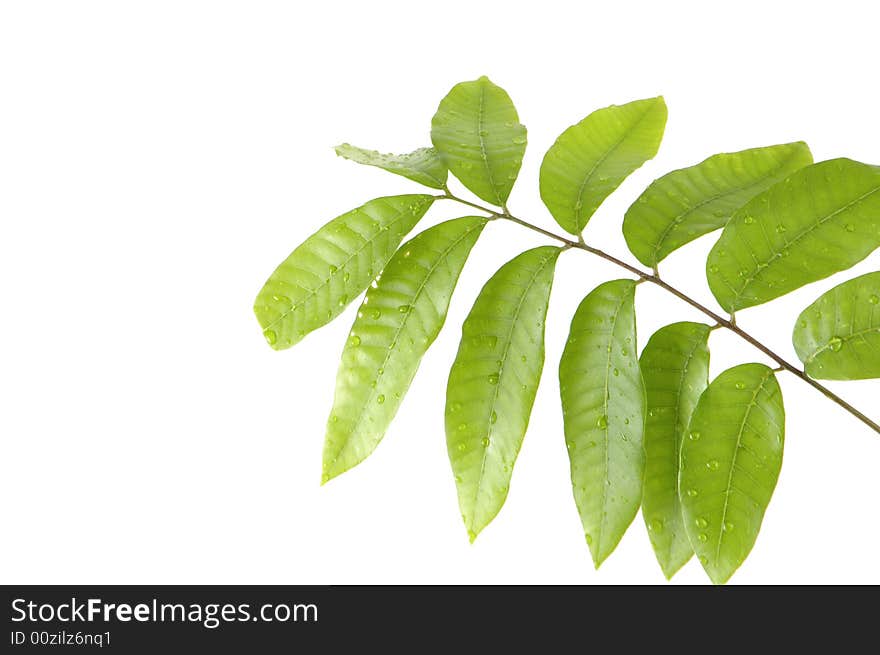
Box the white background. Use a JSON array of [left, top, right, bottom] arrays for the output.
[[2, 1, 879, 585]]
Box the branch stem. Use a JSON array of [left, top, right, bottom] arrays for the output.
[[439, 192, 880, 435]]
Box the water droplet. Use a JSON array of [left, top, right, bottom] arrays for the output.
[[828, 336, 843, 352], [845, 223, 856, 232], [487, 335, 498, 349], [612, 368, 619, 377], [377, 367, 384, 375], [512, 135, 526, 145], [330, 415, 338, 423], [263, 329, 277, 345], [487, 373, 500, 385], [350, 335, 361, 346], [343, 272, 350, 282], [596, 415, 608, 429], [566, 440, 574, 451], [587, 441, 596, 448], [329, 264, 338, 275], [481, 436, 490, 447], [735, 382, 745, 390], [706, 459, 720, 471], [398, 304, 411, 313], [870, 294, 880, 305], [478, 129, 489, 137], [376, 394, 385, 404], [623, 418, 630, 425], [520, 355, 527, 363], [689, 430, 701, 441], [467, 529, 477, 542], [338, 295, 348, 307], [585, 533, 593, 545], [723, 521, 735, 532], [450, 402, 462, 413], [695, 517, 708, 529], [686, 488, 699, 497], [621, 348, 629, 356], [649, 519, 664, 533], [490, 411, 497, 424], [699, 555, 708, 566], [697, 533, 708, 542], [321, 473, 330, 484], [457, 424, 467, 433], [775, 224, 787, 234], [574, 200, 583, 210], [743, 215, 755, 225], [370, 309, 381, 320], [456, 442, 466, 451]]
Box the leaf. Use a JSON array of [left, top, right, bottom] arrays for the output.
[[254, 195, 435, 350], [679, 363, 785, 585], [431, 76, 526, 207], [540, 97, 667, 235], [445, 246, 561, 541], [792, 271, 880, 380], [334, 143, 448, 190], [623, 142, 813, 268], [559, 279, 645, 567], [639, 321, 711, 579], [706, 158, 880, 313], [322, 217, 488, 481]]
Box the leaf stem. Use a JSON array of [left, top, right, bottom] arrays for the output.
[[440, 192, 880, 436]]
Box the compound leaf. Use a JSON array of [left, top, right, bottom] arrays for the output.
[[680, 363, 785, 585], [707, 159, 880, 312], [322, 217, 488, 482], [431, 76, 526, 207], [559, 279, 645, 567], [446, 246, 561, 541], [334, 143, 448, 190], [793, 271, 880, 380], [640, 321, 711, 579], [254, 194, 434, 350], [623, 142, 813, 267], [540, 97, 667, 235]]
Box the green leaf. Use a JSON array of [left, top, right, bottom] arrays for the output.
[[254, 194, 434, 350], [540, 97, 667, 235], [446, 246, 561, 541], [559, 279, 645, 566], [322, 217, 488, 482], [706, 158, 880, 313], [640, 321, 711, 579], [623, 142, 813, 268], [334, 143, 448, 190], [793, 271, 880, 380], [431, 76, 526, 207], [679, 363, 785, 585]]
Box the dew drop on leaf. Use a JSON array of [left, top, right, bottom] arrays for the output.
[[689, 430, 701, 441], [706, 459, 720, 471], [743, 215, 755, 225], [828, 336, 843, 352], [724, 522, 735, 532], [376, 394, 385, 404], [263, 329, 277, 345], [490, 411, 497, 425], [697, 533, 708, 542], [596, 415, 608, 429], [329, 264, 338, 275], [686, 488, 699, 497], [695, 517, 708, 529], [870, 294, 880, 305], [487, 373, 500, 385], [585, 533, 593, 545], [370, 309, 381, 320], [735, 381, 745, 390], [480, 436, 490, 447], [397, 304, 411, 313], [350, 335, 361, 346], [648, 519, 664, 533]]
